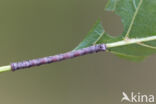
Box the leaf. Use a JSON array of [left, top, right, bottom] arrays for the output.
[[74, 0, 156, 61], [74, 20, 105, 50]]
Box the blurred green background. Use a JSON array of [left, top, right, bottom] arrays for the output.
[[0, 0, 156, 104]]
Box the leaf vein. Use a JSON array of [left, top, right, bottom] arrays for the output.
[[113, 0, 119, 11], [93, 31, 105, 45], [133, 0, 137, 10], [124, 0, 143, 39], [137, 43, 156, 49]]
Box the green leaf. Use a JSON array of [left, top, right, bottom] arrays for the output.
[[74, 0, 156, 61], [74, 20, 105, 50]]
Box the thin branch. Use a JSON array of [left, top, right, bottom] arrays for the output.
[[0, 65, 11, 73], [0, 35, 156, 73], [106, 36, 156, 48]]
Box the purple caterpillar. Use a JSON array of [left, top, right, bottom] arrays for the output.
[[11, 44, 106, 71]]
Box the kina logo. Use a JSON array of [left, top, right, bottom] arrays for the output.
[[121, 92, 155, 103]]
